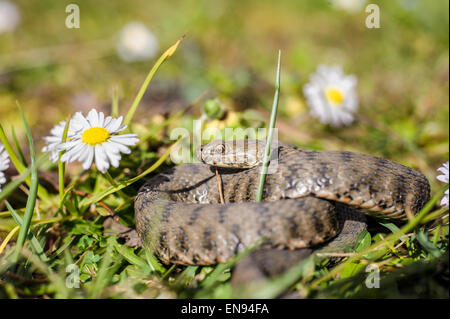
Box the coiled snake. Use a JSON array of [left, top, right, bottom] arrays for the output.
[[134, 140, 430, 268]]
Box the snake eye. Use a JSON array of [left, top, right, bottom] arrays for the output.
[[215, 144, 225, 154], [195, 146, 203, 161]]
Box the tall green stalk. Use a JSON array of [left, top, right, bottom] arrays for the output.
[[58, 118, 70, 206], [123, 37, 183, 127], [13, 102, 39, 262], [5, 200, 48, 262], [256, 50, 281, 202], [111, 87, 119, 118]]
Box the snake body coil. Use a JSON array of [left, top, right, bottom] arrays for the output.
[[135, 140, 430, 265]]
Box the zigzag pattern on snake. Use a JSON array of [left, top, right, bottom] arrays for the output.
[[134, 140, 430, 266]]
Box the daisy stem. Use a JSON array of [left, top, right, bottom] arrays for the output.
[[111, 87, 119, 118], [256, 50, 281, 202], [58, 118, 70, 207], [123, 36, 184, 128], [104, 171, 130, 199], [420, 206, 448, 224]]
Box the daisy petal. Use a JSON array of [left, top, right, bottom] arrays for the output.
[[303, 64, 358, 127], [94, 145, 110, 173]]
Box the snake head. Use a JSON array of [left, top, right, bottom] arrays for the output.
[[196, 139, 266, 168]]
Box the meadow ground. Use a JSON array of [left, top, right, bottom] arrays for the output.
[[0, 0, 448, 298]]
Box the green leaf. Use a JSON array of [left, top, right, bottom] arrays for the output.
[[77, 235, 94, 251], [371, 233, 386, 242], [50, 236, 75, 259], [71, 220, 102, 238], [89, 237, 122, 298], [354, 230, 371, 252], [172, 266, 199, 289], [379, 221, 401, 233], [116, 245, 150, 272], [95, 206, 111, 216], [340, 262, 365, 279], [143, 249, 166, 274], [416, 230, 441, 258], [80, 273, 91, 283], [84, 251, 101, 264]]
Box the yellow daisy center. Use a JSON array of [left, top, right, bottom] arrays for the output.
[[81, 127, 110, 145], [325, 87, 344, 105]]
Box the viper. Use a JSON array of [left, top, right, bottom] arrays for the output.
[[134, 139, 430, 269]]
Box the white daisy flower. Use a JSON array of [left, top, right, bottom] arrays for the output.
[[303, 64, 358, 127], [42, 121, 76, 162], [116, 22, 159, 62], [330, 0, 367, 13], [60, 109, 139, 173], [0, 1, 20, 34], [0, 144, 10, 191], [437, 161, 449, 208]]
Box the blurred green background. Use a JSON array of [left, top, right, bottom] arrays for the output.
[[0, 0, 448, 187]]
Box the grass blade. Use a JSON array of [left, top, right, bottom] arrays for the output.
[[5, 200, 48, 262], [89, 237, 119, 298], [0, 226, 19, 256], [172, 266, 199, 290], [0, 124, 27, 175], [11, 126, 27, 166], [18, 247, 70, 298], [123, 36, 183, 127], [0, 153, 46, 203], [13, 102, 39, 262], [256, 50, 281, 202], [115, 245, 148, 269], [0, 124, 50, 202], [143, 249, 166, 274]]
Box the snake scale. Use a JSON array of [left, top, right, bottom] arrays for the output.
[[134, 139, 430, 267]]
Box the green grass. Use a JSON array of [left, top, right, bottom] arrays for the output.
[[0, 48, 448, 299], [256, 50, 281, 202], [0, 0, 448, 299]]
